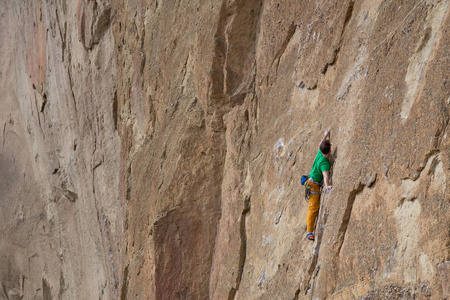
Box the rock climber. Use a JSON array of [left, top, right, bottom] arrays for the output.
[[306, 129, 333, 241]]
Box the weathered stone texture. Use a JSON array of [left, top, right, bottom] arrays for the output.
[[1, 0, 448, 299], [1, 0, 119, 299]]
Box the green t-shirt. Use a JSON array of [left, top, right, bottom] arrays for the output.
[[309, 150, 330, 183]]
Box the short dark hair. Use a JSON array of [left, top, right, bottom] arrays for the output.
[[320, 140, 331, 155]]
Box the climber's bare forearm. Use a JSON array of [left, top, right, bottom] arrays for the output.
[[323, 171, 331, 189]]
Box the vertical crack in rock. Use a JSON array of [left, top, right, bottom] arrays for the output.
[[210, 3, 230, 103], [92, 6, 111, 45], [66, 55, 77, 111], [211, 0, 262, 107], [335, 182, 364, 258], [87, 1, 96, 50], [179, 53, 190, 95], [293, 287, 301, 300], [434, 117, 449, 148], [321, 0, 354, 75], [228, 196, 251, 300], [225, 8, 261, 293], [0, 282, 7, 300], [59, 1, 78, 111], [40, 93, 47, 112], [42, 278, 52, 300], [35, 97, 43, 131], [119, 265, 129, 300], [272, 22, 297, 76], [77, 1, 111, 50], [113, 90, 118, 131], [77, 0, 86, 49], [330, 182, 365, 294], [275, 22, 297, 62], [342, 1, 355, 35], [208, 1, 261, 298], [118, 143, 132, 297], [2, 121, 7, 147], [53, 5, 67, 62]]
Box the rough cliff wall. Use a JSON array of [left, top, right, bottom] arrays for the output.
[[0, 0, 448, 299], [1, 1, 120, 299]]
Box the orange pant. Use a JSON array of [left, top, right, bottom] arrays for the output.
[[306, 182, 321, 232]]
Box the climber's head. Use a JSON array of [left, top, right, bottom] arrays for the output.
[[320, 140, 331, 156]]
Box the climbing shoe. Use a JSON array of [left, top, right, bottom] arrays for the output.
[[306, 233, 315, 241]]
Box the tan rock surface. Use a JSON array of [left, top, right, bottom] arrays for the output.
[[1, 0, 448, 299], [1, 0, 120, 299]]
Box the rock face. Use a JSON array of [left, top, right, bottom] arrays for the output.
[[0, 1, 120, 299], [0, 0, 448, 299]]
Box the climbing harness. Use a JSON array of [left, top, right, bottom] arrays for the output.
[[304, 177, 321, 202]]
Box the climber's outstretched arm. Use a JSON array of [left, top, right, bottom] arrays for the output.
[[318, 129, 330, 150]]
